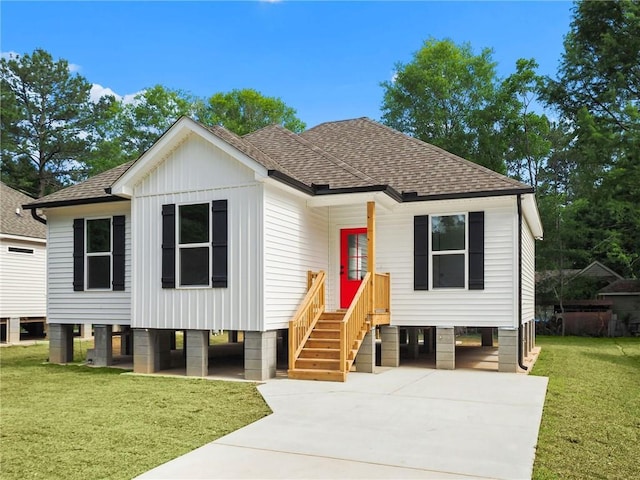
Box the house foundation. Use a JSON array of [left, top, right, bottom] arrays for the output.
[[407, 327, 420, 359], [49, 323, 74, 363], [481, 327, 494, 347], [133, 329, 172, 373], [436, 327, 455, 370], [186, 330, 209, 377], [93, 324, 113, 366], [355, 328, 376, 373], [79, 324, 93, 339], [380, 325, 399, 367], [498, 327, 518, 372], [8, 317, 20, 344], [244, 330, 276, 381]]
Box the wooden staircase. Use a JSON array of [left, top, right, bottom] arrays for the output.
[[288, 311, 370, 382]]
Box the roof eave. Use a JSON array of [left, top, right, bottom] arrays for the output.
[[23, 196, 129, 210]]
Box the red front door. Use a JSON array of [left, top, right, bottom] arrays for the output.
[[340, 228, 368, 308]]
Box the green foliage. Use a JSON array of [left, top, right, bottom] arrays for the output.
[[0, 49, 94, 197], [540, 0, 640, 278], [381, 39, 553, 177], [532, 336, 640, 480], [0, 342, 271, 480], [197, 88, 306, 136]]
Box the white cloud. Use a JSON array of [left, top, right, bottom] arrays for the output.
[[1, 51, 20, 60], [68, 63, 81, 72], [90, 83, 143, 104]]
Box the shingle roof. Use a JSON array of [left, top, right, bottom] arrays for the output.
[[23, 117, 533, 209], [244, 125, 379, 189], [1, 182, 46, 239], [299, 118, 531, 197], [24, 162, 133, 209], [599, 279, 640, 294]]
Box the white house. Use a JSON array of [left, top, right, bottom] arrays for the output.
[[24, 117, 542, 381], [1, 182, 47, 343]]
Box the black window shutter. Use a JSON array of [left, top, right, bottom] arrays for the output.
[[414, 215, 429, 290], [468, 211, 485, 290], [73, 218, 85, 291], [112, 215, 126, 291], [162, 204, 176, 289], [211, 200, 228, 288]]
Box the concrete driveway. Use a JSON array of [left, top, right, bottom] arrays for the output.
[[138, 367, 548, 479]]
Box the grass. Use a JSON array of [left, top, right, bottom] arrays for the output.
[[0, 340, 270, 480], [531, 336, 640, 480]]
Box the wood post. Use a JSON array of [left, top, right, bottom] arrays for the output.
[[367, 201, 376, 314]]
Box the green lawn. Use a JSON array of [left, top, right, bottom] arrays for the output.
[[531, 336, 640, 480], [0, 341, 270, 480]]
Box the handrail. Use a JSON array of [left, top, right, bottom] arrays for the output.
[[340, 272, 372, 373], [288, 270, 326, 371], [374, 272, 390, 313]]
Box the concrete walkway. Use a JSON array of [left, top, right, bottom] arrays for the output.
[[138, 367, 548, 479]]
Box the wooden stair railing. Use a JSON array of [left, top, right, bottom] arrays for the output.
[[288, 271, 390, 382], [288, 271, 326, 372], [340, 272, 372, 375]]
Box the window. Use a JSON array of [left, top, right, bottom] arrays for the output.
[[162, 201, 227, 289], [178, 203, 210, 287], [431, 215, 466, 288], [73, 216, 125, 292], [86, 218, 112, 289], [414, 212, 484, 291]]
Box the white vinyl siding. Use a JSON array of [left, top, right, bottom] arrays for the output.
[[45, 203, 131, 325], [0, 238, 46, 318], [327, 197, 518, 327], [263, 183, 329, 330], [131, 135, 263, 331], [521, 218, 536, 324]]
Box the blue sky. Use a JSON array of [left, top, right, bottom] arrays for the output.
[[1, 1, 574, 127]]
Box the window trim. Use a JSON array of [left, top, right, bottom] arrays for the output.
[[429, 213, 468, 290], [85, 217, 113, 291], [176, 202, 211, 289]]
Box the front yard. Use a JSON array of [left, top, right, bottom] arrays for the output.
[[2, 335, 639, 479], [532, 336, 640, 480], [0, 341, 270, 480]]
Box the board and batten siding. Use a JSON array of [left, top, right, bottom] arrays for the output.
[[0, 238, 46, 318], [327, 196, 519, 327], [45, 202, 132, 325], [521, 218, 536, 324], [263, 183, 329, 330], [131, 134, 264, 331]]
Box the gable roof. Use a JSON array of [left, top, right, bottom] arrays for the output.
[[599, 279, 640, 294], [1, 182, 46, 239], [23, 116, 534, 210]]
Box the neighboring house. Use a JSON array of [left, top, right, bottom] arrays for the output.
[[24, 117, 542, 381], [1, 182, 47, 343], [535, 261, 623, 320], [598, 279, 640, 335]]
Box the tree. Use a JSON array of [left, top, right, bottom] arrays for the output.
[[196, 88, 306, 136], [86, 85, 196, 175], [1, 49, 94, 197], [381, 39, 507, 173], [543, 0, 640, 277]]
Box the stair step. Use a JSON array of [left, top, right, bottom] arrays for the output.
[[309, 329, 340, 339], [316, 320, 342, 329], [295, 358, 341, 370], [305, 338, 340, 349], [288, 368, 346, 382], [299, 348, 340, 360], [320, 312, 345, 320]]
